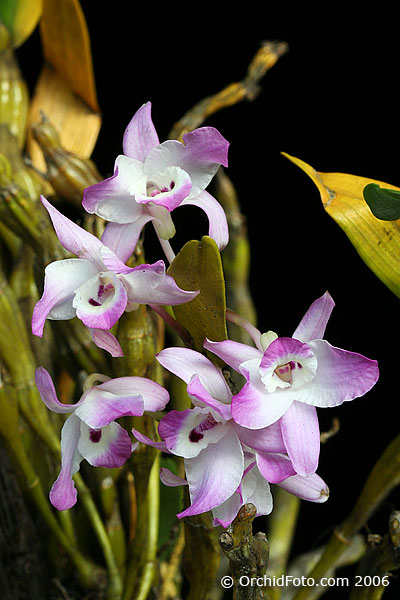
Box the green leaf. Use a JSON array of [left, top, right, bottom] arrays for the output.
[[363, 183, 400, 220], [167, 236, 227, 354]]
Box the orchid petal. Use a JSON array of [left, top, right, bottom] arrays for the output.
[[78, 421, 132, 468], [292, 292, 335, 342], [100, 246, 136, 274], [83, 157, 146, 223], [32, 258, 98, 336], [131, 429, 170, 453], [203, 338, 261, 372], [156, 347, 231, 403], [294, 339, 379, 408], [35, 366, 82, 414], [212, 460, 273, 527], [74, 389, 144, 429], [101, 217, 153, 263], [95, 377, 169, 412], [280, 401, 320, 476], [41, 196, 104, 265], [160, 467, 188, 487], [232, 380, 294, 429], [73, 271, 127, 330], [123, 102, 159, 160], [158, 407, 229, 459], [244, 465, 273, 516], [256, 452, 297, 483], [144, 127, 228, 199], [180, 190, 229, 250], [234, 421, 286, 453], [177, 427, 243, 518], [187, 375, 232, 421], [121, 260, 199, 306], [90, 328, 124, 357], [49, 415, 82, 510], [277, 471, 330, 503], [212, 492, 242, 528]]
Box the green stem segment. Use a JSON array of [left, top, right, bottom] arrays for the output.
[[265, 488, 300, 600], [292, 433, 400, 600]]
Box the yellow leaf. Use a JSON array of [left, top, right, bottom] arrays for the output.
[[283, 153, 400, 299], [167, 236, 228, 354], [27, 65, 101, 170], [39, 0, 98, 112], [26, 0, 101, 170]]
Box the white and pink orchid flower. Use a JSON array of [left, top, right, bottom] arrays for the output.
[[31, 196, 198, 355], [132, 347, 329, 524], [211, 453, 329, 528], [204, 292, 379, 478], [35, 367, 169, 510], [82, 102, 229, 263]]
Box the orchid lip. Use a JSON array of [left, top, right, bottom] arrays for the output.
[[148, 180, 176, 197], [88, 279, 115, 306], [188, 412, 218, 443], [89, 428, 102, 443]]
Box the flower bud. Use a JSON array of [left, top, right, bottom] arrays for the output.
[[32, 114, 102, 206], [0, 49, 29, 148]]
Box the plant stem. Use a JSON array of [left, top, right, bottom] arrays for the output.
[[74, 472, 123, 599], [265, 488, 300, 600], [133, 452, 160, 600]]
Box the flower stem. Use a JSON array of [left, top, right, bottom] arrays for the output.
[[226, 308, 263, 350], [148, 303, 194, 348], [157, 234, 176, 265]]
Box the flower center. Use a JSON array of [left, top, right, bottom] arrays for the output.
[[89, 429, 102, 443], [189, 413, 218, 443], [274, 362, 293, 383], [88, 275, 115, 307], [147, 180, 175, 197]]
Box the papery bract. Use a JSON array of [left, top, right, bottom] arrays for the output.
[[82, 102, 229, 262], [35, 367, 169, 510], [31, 196, 198, 355], [204, 292, 379, 477]]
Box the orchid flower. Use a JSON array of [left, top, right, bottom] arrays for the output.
[[132, 347, 329, 525], [82, 102, 229, 264], [204, 292, 379, 478], [158, 451, 329, 528], [35, 367, 169, 510], [31, 196, 198, 355], [211, 453, 329, 528]]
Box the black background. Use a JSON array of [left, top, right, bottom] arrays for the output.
[[16, 5, 400, 598]]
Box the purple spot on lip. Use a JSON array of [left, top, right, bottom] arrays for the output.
[[188, 413, 218, 443], [189, 429, 204, 443], [89, 298, 101, 306], [89, 429, 102, 443]]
